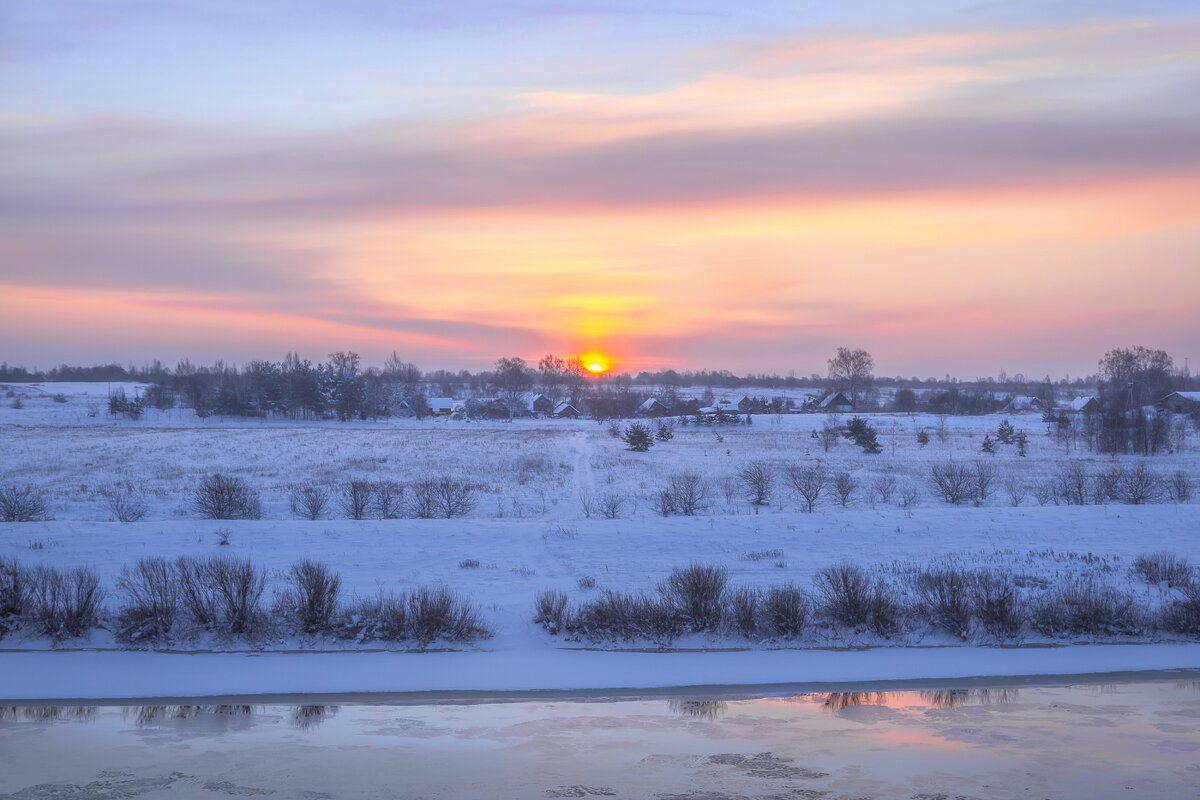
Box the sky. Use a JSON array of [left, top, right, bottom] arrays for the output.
[[1, 1, 1198, 379]]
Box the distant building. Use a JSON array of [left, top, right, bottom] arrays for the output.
[[1159, 391, 1200, 414], [817, 392, 854, 413], [1066, 396, 1100, 414], [636, 397, 668, 417], [1000, 395, 1043, 413], [552, 401, 580, 419], [427, 397, 457, 415], [519, 392, 553, 416]]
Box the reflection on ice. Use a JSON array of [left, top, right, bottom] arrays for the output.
[[0, 680, 1197, 800]]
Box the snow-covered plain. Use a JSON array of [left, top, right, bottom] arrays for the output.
[[1, 382, 1198, 699]]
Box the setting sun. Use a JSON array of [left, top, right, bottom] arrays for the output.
[[587, 362, 605, 373]]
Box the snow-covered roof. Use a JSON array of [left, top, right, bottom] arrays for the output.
[[637, 397, 665, 412], [1163, 391, 1200, 402], [1068, 396, 1099, 411], [818, 392, 852, 408], [428, 397, 455, 409]]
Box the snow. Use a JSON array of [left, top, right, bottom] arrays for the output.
[[1, 381, 1198, 700]]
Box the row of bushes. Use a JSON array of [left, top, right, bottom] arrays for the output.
[[0, 474, 482, 523], [534, 558, 1200, 645], [0, 556, 490, 645]]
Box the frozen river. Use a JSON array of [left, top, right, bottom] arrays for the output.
[[2, 676, 1199, 799]]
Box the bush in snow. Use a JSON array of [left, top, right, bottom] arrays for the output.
[[814, 563, 901, 636], [761, 584, 810, 638], [533, 588, 570, 634], [728, 587, 760, 638], [115, 557, 180, 643], [289, 482, 331, 520], [0, 484, 52, 522], [0, 557, 30, 637], [29, 565, 105, 639], [176, 555, 266, 635], [406, 586, 490, 645], [912, 566, 971, 639], [1161, 582, 1200, 636], [1032, 577, 1141, 638], [969, 570, 1024, 641], [339, 480, 374, 520], [406, 476, 476, 519], [279, 559, 342, 634], [929, 462, 972, 505], [1132, 552, 1192, 588], [190, 474, 262, 520], [572, 590, 681, 644], [370, 480, 404, 519], [660, 563, 728, 633], [97, 483, 147, 523]]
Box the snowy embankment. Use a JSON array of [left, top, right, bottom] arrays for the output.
[[3, 645, 1200, 702], [3, 505, 1200, 700]]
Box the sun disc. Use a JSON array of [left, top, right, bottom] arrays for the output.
[[587, 363, 604, 373]]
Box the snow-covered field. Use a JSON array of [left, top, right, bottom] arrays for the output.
[[2, 381, 1198, 699]]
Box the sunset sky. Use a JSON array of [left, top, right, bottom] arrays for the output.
[[2, 1, 1198, 378]]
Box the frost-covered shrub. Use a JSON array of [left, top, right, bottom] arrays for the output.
[[29, 565, 105, 638], [0, 557, 30, 637], [533, 588, 569, 634], [729, 587, 760, 638], [814, 563, 873, 629], [969, 570, 1024, 641], [0, 484, 52, 522], [1161, 582, 1200, 636], [330, 587, 489, 645], [761, 584, 810, 638], [572, 590, 681, 644], [1132, 552, 1192, 587], [339, 480, 374, 520], [913, 566, 971, 639], [176, 555, 265, 635], [289, 482, 330, 520], [661, 563, 728, 633], [406, 476, 476, 519], [929, 463, 972, 505], [406, 586, 490, 645], [1166, 471, 1193, 504], [737, 461, 773, 506], [115, 557, 179, 643], [98, 484, 147, 523], [190, 474, 262, 520], [279, 559, 341, 634], [1032, 578, 1140, 637], [371, 480, 404, 519]]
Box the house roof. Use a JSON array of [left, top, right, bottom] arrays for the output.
[[637, 397, 665, 412], [818, 392, 852, 408], [1163, 391, 1200, 402], [1068, 395, 1099, 411]]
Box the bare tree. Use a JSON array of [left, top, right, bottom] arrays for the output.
[[0, 484, 52, 522], [434, 476, 476, 518], [371, 480, 404, 519], [783, 464, 827, 513], [737, 461, 774, 506], [827, 347, 874, 407], [929, 462, 971, 505], [971, 461, 996, 505], [668, 471, 709, 516], [598, 492, 624, 519], [832, 471, 858, 507], [1003, 474, 1027, 507], [813, 418, 841, 453], [290, 482, 330, 520], [1118, 462, 1160, 504], [871, 474, 897, 505], [98, 484, 147, 523], [339, 480, 375, 520]]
